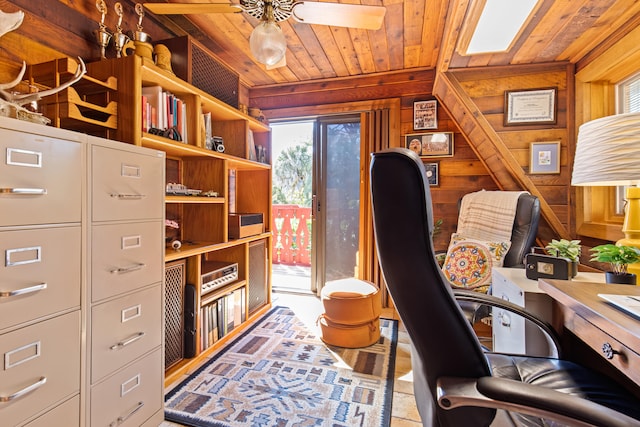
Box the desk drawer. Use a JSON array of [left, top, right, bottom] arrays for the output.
[[571, 314, 640, 386], [0, 312, 81, 427], [91, 221, 163, 302], [91, 145, 164, 222], [0, 130, 82, 227], [91, 286, 162, 382], [90, 349, 163, 427], [492, 275, 526, 354], [0, 226, 81, 332]]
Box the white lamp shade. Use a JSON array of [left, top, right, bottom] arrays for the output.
[[572, 112, 640, 186], [250, 21, 286, 66]]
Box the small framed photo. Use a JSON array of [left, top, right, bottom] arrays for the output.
[[504, 87, 557, 126], [405, 132, 454, 158], [530, 141, 560, 174], [413, 100, 438, 130], [424, 162, 439, 186]]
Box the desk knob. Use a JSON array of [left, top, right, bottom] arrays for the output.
[[602, 342, 618, 359]]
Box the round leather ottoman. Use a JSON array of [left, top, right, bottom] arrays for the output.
[[319, 278, 381, 348]]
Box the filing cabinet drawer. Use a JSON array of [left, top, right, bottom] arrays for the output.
[[0, 226, 81, 332], [91, 144, 164, 222], [91, 349, 163, 427], [24, 395, 80, 427], [0, 129, 82, 227], [91, 286, 162, 382], [0, 311, 81, 427], [492, 276, 527, 354], [91, 221, 163, 302]]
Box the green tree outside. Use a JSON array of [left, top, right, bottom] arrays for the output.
[[272, 140, 312, 207]]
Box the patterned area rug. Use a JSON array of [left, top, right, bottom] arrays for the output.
[[165, 306, 398, 427]]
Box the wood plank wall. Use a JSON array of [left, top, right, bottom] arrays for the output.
[[440, 64, 574, 246]]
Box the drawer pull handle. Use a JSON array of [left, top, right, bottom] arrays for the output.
[[0, 187, 47, 195], [0, 376, 46, 402], [602, 342, 620, 360], [0, 283, 47, 298], [112, 401, 144, 426], [110, 332, 145, 350], [110, 193, 146, 200], [497, 312, 511, 327], [110, 263, 145, 275]]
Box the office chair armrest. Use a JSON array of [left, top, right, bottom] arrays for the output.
[[453, 290, 561, 358], [436, 376, 640, 427]]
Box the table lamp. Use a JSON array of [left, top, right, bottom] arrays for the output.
[[572, 111, 640, 275]]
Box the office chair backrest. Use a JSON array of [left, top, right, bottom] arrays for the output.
[[456, 193, 540, 268], [505, 193, 539, 267], [370, 148, 496, 426]]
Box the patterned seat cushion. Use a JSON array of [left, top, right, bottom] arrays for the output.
[[442, 233, 511, 293]]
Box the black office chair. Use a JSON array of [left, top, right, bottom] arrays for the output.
[[370, 148, 640, 427]]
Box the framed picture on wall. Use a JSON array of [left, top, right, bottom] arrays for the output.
[[530, 141, 560, 174], [423, 162, 439, 186], [413, 100, 438, 130], [405, 132, 454, 158], [504, 88, 557, 126]]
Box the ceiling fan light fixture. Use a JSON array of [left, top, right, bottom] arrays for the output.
[[250, 21, 286, 66]]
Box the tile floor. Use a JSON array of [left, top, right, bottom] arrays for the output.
[[161, 290, 421, 426]]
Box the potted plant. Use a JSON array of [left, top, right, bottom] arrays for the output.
[[589, 244, 640, 284], [545, 239, 581, 278]]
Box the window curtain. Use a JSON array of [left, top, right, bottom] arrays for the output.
[[359, 108, 391, 306]]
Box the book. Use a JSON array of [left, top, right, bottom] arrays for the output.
[[141, 86, 163, 131]]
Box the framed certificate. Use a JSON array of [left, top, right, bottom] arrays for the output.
[[505, 88, 557, 126]]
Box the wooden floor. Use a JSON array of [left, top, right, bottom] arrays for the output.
[[161, 291, 422, 426]]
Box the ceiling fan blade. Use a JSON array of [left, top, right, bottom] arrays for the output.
[[143, 3, 243, 15], [266, 54, 287, 70], [291, 2, 385, 30]]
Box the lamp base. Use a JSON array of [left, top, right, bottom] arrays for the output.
[[617, 186, 640, 282]]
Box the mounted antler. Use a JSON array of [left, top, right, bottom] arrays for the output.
[[0, 57, 87, 107]]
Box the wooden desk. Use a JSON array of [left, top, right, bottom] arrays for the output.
[[539, 278, 640, 390]]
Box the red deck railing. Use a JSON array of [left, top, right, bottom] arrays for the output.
[[271, 204, 312, 266]]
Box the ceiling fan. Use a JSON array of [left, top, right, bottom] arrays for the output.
[[143, 1, 386, 68]]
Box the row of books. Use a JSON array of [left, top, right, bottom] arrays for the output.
[[141, 86, 188, 142], [200, 287, 246, 351]]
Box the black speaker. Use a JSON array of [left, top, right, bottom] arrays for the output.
[[184, 283, 197, 358], [156, 36, 240, 109], [248, 239, 268, 314], [165, 260, 185, 369]]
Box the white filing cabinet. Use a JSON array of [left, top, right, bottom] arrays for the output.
[[0, 117, 165, 427], [87, 138, 165, 427], [0, 119, 84, 427], [491, 267, 603, 356]]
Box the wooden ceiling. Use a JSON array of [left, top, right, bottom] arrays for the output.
[[143, 0, 640, 88]]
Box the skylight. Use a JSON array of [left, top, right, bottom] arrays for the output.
[[465, 0, 539, 55]]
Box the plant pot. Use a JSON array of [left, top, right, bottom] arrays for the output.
[[605, 272, 637, 285], [569, 260, 579, 278]]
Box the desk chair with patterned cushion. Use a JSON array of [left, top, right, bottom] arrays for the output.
[[370, 148, 640, 427], [442, 191, 539, 324]]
